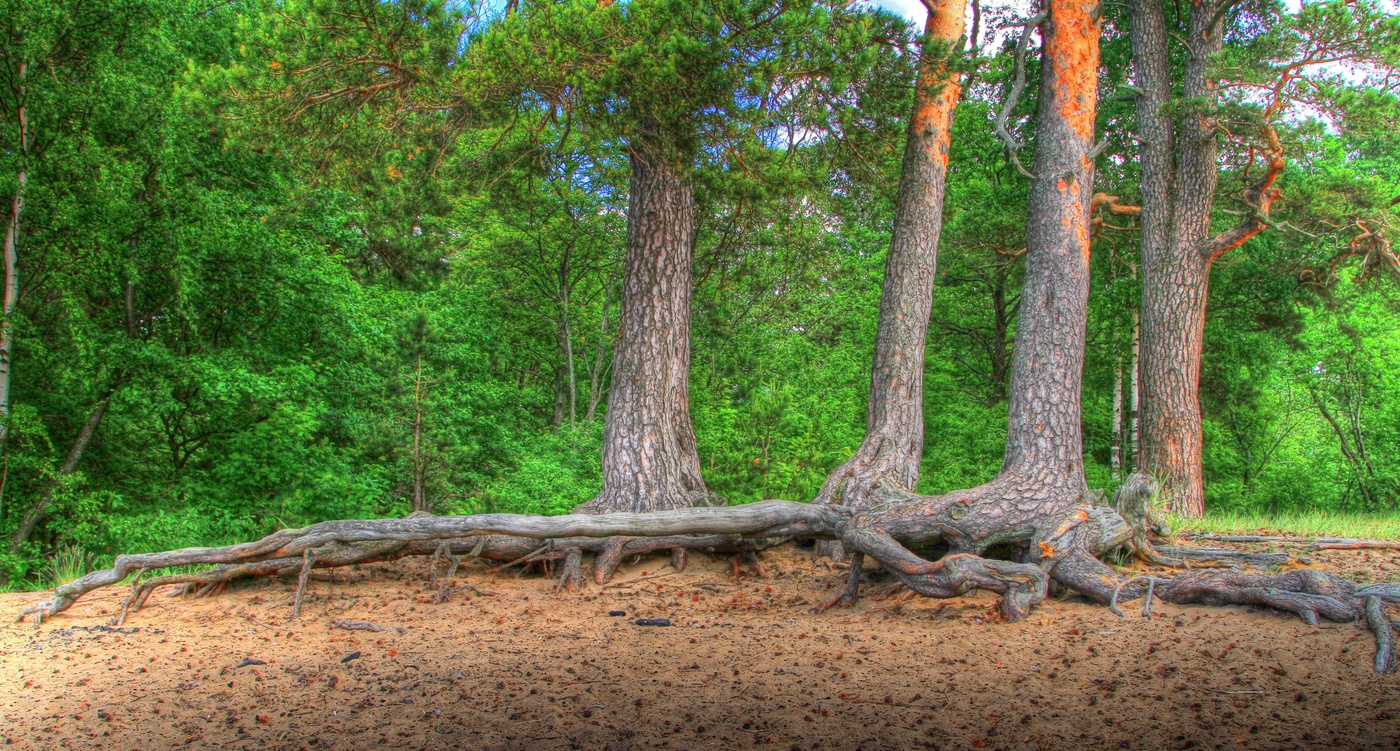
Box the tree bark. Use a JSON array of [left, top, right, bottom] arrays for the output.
[[810, 0, 1107, 621], [813, 0, 966, 512], [576, 136, 712, 514], [1112, 350, 1124, 480], [998, 0, 1096, 490], [8, 393, 113, 553]]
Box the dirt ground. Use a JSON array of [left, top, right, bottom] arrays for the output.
[[3, 543, 1399, 751]]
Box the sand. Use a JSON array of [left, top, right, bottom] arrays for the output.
[[3, 544, 1399, 750]]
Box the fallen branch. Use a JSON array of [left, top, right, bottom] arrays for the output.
[[1183, 534, 1400, 551], [19, 501, 845, 623]]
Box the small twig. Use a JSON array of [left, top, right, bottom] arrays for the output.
[[436, 582, 497, 603], [1204, 688, 1270, 695], [603, 571, 684, 589]]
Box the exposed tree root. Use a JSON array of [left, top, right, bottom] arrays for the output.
[[1107, 473, 1292, 570], [19, 502, 841, 624], [19, 483, 1400, 673], [810, 438, 921, 563], [1366, 596, 1397, 674]]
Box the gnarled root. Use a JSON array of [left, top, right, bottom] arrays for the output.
[[1155, 569, 1366, 625], [1110, 472, 1291, 570], [849, 528, 1049, 622], [1365, 596, 1397, 675], [810, 436, 921, 564], [1098, 567, 1400, 673], [19, 501, 843, 623]]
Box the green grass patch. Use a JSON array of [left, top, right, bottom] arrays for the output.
[[42, 543, 96, 589], [1168, 510, 1400, 540]]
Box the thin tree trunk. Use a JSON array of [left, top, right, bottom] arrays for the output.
[[813, 0, 966, 511], [988, 265, 1014, 404], [0, 57, 28, 453], [565, 308, 576, 427], [412, 352, 426, 513], [1112, 352, 1124, 481], [585, 294, 609, 423], [1310, 384, 1374, 508], [8, 394, 113, 553], [1129, 291, 1140, 471], [576, 135, 711, 514]]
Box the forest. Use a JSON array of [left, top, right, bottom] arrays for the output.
[[1, 0, 1399, 605], [7, 2, 1400, 749]]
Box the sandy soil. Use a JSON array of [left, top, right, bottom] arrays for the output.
[[3, 544, 1399, 751]]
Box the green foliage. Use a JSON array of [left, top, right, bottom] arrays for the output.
[[1, 0, 1398, 588]]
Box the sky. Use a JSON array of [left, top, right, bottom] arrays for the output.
[[872, 0, 927, 22]]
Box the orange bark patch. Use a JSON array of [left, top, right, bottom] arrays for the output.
[[1046, 0, 1101, 144], [908, 0, 966, 142]]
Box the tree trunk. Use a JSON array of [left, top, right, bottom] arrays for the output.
[[988, 264, 1016, 404], [811, 0, 1107, 619], [813, 0, 966, 512], [576, 136, 711, 515], [0, 57, 28, 453], [1129, 290, 1140, 471], [1132, 0, 1281, 516], [997, 0, 1096, 491], [8, 393, 113, 553], [551, 249, 577, 429]]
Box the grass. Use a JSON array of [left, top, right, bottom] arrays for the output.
[[1167, 509, 1400, 540], [41, 543, 95, 588]]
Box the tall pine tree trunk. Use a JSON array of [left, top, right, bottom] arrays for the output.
[[997, 0, 1097, 492], [1133, 0, 1220, 517], [1131, 0, 1279, 516], [576, 136, 712, 515], [814, 0, 966, 512]]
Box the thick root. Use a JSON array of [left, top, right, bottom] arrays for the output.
[[1365, 596, 1397, 675], [556, 548, 585, 591], [850, 528, 1048, 622], [810, 436, 921, 564]]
